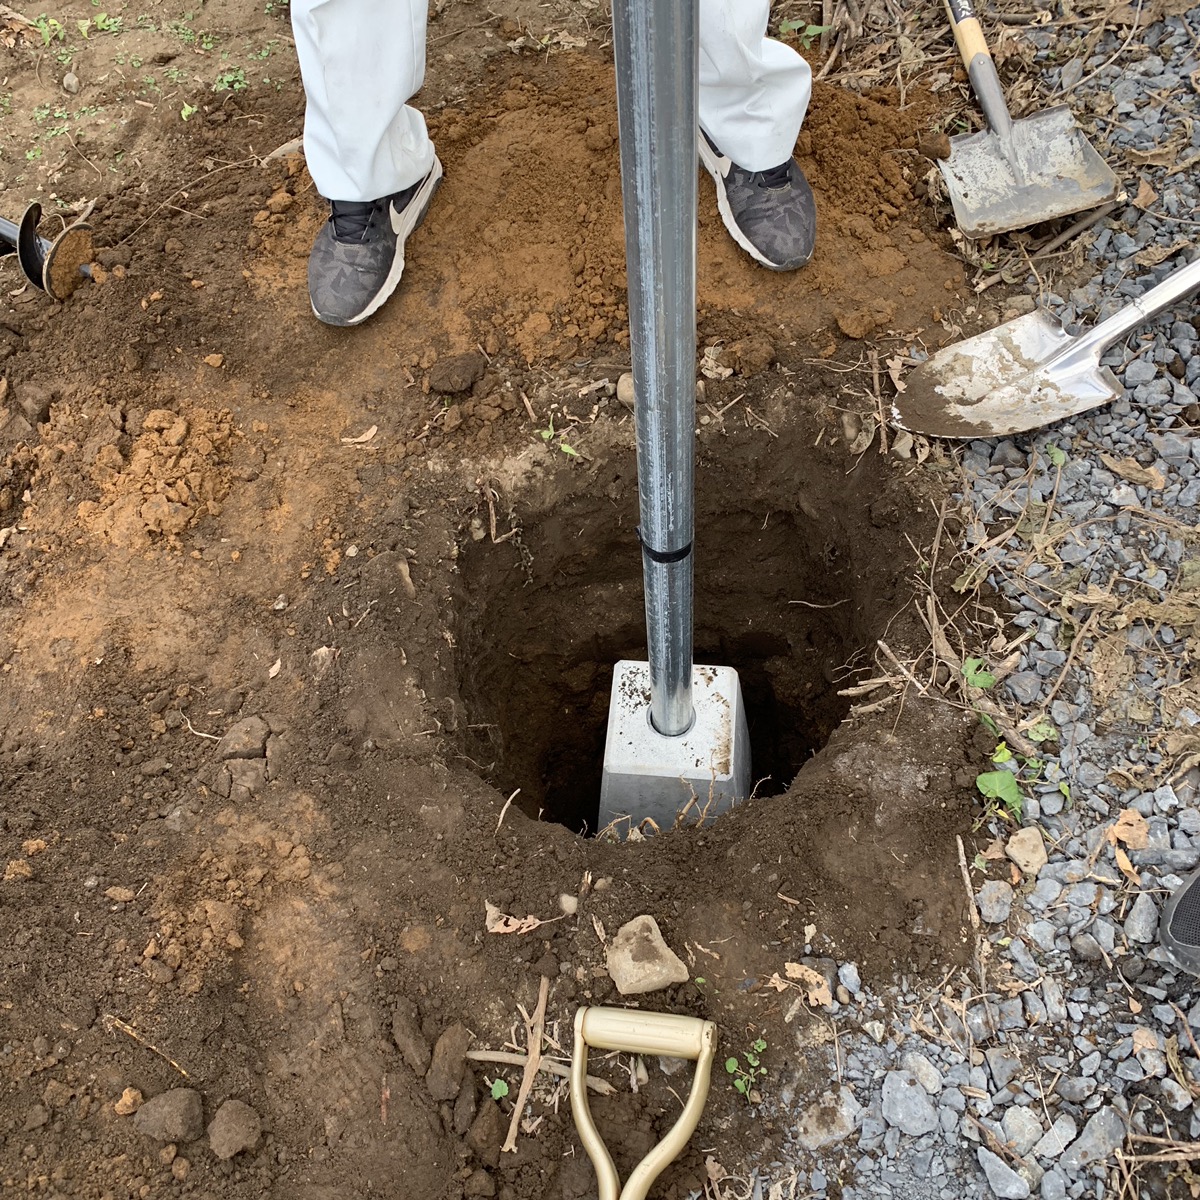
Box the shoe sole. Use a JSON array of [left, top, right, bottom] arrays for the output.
[[1159, 864, 1200, 975], [697, 136, 808, 273], [312, 156, 444, 328]]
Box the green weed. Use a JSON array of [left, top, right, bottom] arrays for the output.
[[725, 1037, 767, 1102]]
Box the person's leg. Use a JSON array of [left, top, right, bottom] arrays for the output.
[[697, 0, 815, 270], [292, 0, 442, 324]]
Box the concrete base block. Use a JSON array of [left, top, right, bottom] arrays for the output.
[[598, 660, 751, 833]]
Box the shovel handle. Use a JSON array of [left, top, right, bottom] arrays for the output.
[[1068, 253, 1200, 364], [944, 0, 1014, 144]]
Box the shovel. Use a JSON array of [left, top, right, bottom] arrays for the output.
[[940, 0, 1118, 238], [892, 255, 1200, 439], [571, 1007, 717, 1200]]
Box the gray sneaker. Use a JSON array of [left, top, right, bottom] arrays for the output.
[[699, 134, 815, 271], [307, 157, 443, 326]]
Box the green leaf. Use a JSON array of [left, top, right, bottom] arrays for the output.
[[991, 742, 1013, 764], [1046, 445, 1067, 467], [559, 443, 579, 457], [725, 1057, 740, 1075], [1058, 781, 1070, 799], [733, 1077, 748, 1094], [752, 1038, 767, 1053], [489, 1078, 509, 1101], [972, 852, 987, 871], [744, 1051, 760, 1068], [1027, 718, 1056, 743], [962, 658, 996, 690], [976, 770, 1023, 819], [978, 712, 999, 737], [180, 102, 197, 121]]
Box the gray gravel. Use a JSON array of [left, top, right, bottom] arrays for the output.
[[710, 7, 1200, 1199]]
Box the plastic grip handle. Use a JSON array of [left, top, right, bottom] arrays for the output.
[[577, 1008, 714, 1060]]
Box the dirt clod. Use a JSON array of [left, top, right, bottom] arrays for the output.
[[207, 1099, 263, 1160], [429, 352, 487, 394], [466, 1100, 505, 1169], [133, 1089, 204, 1143], [427, 1023, 472, 1101], [392, 998, 432, 1076]]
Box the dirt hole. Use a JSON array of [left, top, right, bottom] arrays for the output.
[[453, 439, 912, 834]]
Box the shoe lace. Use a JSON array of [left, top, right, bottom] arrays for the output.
[[330, 199, 377, 242], [755, 162, 791, 189]]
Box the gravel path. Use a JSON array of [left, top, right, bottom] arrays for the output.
[[716, 8, 1200, 1199]]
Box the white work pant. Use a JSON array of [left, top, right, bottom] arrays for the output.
[[292, 0, 812, 202]]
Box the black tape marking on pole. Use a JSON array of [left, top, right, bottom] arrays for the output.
[[636, 526, 692, 565]]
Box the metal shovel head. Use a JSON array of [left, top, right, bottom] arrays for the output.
[[939, 105, 1119, 237], [892, 309, 1120, 439]]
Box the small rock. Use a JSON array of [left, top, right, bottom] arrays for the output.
[[1006, 828, 1048, 876], [977, 1147, 1031, 1198], [605, 915, 689, 995], [838, 962, 862, 994], [203, 353, 224, 369], [795, 1085, 863, 1150], [1124, 891, 1159, 943], [429, 352, 486, 395], [104, 886, 137, 904], [1003, 1106, 1044, 1156], [62, 71, 79, 94], [392, 998, 431, 1075], [207, 1099, 261, 1160], [427, 1023, 472, 1101], [986, 1047, 1023, 1089], [114, 1087, 143, 1115], [1059, 1106, 1125, 1171], [901, 1051, 942, 1095], [977, 880, 1015, 924], [1006, 672, 1044, 705], [133, 1089, 204, 1143], [617, 372, 635, 410], [881, 1070, 938, 1136]]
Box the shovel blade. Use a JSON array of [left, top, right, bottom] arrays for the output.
[[940, 105, 1119, 237], [892, 310, 1121, 438]]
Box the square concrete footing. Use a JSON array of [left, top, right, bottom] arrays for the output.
[[598, 660, 751, 833]]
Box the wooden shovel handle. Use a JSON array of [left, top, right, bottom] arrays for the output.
[[943, 0, 1014, 140]]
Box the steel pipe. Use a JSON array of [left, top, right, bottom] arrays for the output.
[[612, 0, 697, 737]]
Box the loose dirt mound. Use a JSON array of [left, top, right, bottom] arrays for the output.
[[1, 28, 985, 1200]]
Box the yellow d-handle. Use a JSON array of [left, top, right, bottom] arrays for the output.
[[570, 1008, 717, 1200]]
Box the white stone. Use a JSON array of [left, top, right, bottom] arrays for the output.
[[605, 915, 689, 995], [599, 661, 750, 832], [795, 1086, 863, 1150], [1006, 827, 1048, 876]]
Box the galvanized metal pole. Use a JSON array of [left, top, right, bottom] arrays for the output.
[[612, 0, 697, 737]]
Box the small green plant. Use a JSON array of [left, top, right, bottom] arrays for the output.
[[976, 768, 1023, 821], [1026, 716, 1057, 744], [168, 17, 196, 44], [725, 1037, 767, 1101], [961, 658, 996, 690], [180, 101, 198, 120], [34, 13, 66, 44], [25, 145, 44, 160], [213, 66, 247, 92], [1045, 444, 1067, 468], [93, 12, 123, 33], [200, 30, 216, 50], [779, 20, 829, 49], [488, 1078, 509, 1101], [537, 414, 580, 458]]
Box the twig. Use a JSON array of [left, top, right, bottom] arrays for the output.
[[102, 1014, 190, 1078], [465, 1049, 615, 1096], [262, 135, 303, 163], [495, 788, 519, 836], [1032, 201, 1118, 258], [956, 835, 981, 933], [502, 976, 549, 1153], [64, 131, 103, 178], [181, 712, 221, 740]]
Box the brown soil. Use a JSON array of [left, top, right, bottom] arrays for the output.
[[1, 8, 991, 1199]]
